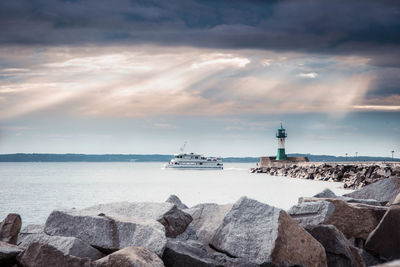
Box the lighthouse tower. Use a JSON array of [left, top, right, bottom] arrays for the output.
[[276, 123, 287, 160]]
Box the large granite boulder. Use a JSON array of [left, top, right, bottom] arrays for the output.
[[80, 202, 192, 238], [18, 242, 92, 267], [166, 195, 188, 210], [344, 178, 400, 204], [162, 239, 256, 267], [183, 203, 232, 246], [365, 205, 400, 261], [17, 224, 103, 260], [44, 209, 166, 256], [0, 213, 22, 245], [306, 225, 365, 267], [289, 198, 387, 240], [0, 241, 24, 267], [93, 246, 164, 267], [210, 197, 327, 266]]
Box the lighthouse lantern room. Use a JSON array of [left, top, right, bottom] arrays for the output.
[[276, 123, 288, 160]]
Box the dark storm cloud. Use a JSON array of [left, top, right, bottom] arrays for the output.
[[0, 0, 399, 54]]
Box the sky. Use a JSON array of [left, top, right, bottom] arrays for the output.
[[0, 0, 399, 157]]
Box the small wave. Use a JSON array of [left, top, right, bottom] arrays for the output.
[[224, 167, 247, 171]]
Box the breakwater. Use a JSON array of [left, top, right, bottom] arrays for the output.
[[251, 162, 400, 189]]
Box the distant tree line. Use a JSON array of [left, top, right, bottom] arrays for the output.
[[0, 153, 398, 162]]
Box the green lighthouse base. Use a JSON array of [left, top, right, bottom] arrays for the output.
[[276, 148, 287, 160]]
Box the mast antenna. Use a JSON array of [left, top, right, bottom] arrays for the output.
[[180, 141, 187, 153]]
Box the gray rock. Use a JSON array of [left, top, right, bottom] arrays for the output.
[[0, 241, 24, 267], [344, 178, 400, 204], [211, 197, 327, 266], [0, 213, 22, 245], [166, 195, 188, 210], [175, 225, 198, 241], [290, 198, 387, 240], [162, 239, 256, 267], [18, 242, 92, 267], [365, 206, 400, 261], [289, 200, 335, 226], [306, 224, 365, 267], [183, 203, 232, 246], [80, 201, 192, 238], [17, 225, 103, 260], [360, 249, 383, 266], [44, 209, 166, 256], [313, 188, 337, 198], [94, 246, 164, 267]]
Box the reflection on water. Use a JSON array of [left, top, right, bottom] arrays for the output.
[[0, 162, 349, 225]]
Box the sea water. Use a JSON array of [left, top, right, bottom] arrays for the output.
[[0, 162, 349, 226]]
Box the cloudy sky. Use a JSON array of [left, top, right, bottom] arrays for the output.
[[0, 0, 399, 157]]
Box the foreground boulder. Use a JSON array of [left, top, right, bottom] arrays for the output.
[[183, 203, 232, 246], [93, 246, 164, 267], [18, 224, 103, 260], [18, 242, 91, 267], [166, 195, 188, 210], [0, 213, 22, 245], [306, 225, 365, 267], [79, 202, 192, 238], [210, 197, 327, 266], [0, 241, 24, 267], [289, 198, 387, 240], [365, 205, 400, 261], [162, 239, 255, 267], [44, 209, 166, 256], [344, 178, 400, 204]]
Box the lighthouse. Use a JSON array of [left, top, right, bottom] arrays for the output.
[[276, 123, 287, 160]]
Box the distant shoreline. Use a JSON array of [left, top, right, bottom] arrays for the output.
[[0, 153, 398, 162]]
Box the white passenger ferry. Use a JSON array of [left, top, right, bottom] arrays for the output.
[[165, 153, 223, 169]]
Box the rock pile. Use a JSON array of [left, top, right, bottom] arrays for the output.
[[1, 185, 400, 266], [251, 162, 400, 189]]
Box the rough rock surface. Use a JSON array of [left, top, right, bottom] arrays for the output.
[[290, 198, 387, 240], [344, 177, 400, 204], [0, 213, 22, 245], [18, 224, 103, 260], [365, 205, 400, 261], [162, 239, 256, 267], [166, 195, 188, 210], [306, 224, 365, 267], [210, 197, 327, 266], [288, 200, 335, 226], [300, 196, 382, 206], [93, 246, 164, 267], [183, 203, 232, 246], [18, 242, 92, 267], [44, 209, 167, 256], [80, 201, 192, 238], [313, 188, 337, 198], [0, 241, 24, 267]]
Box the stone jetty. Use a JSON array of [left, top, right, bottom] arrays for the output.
[[2, 185, 400, 266], [251, 162, 400, 189]]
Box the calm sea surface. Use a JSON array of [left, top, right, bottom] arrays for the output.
[[0, 162, 350, 226]]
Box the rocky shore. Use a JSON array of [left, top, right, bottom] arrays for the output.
[[1, 178, 400, 266], [251, 162, 400, 189]]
